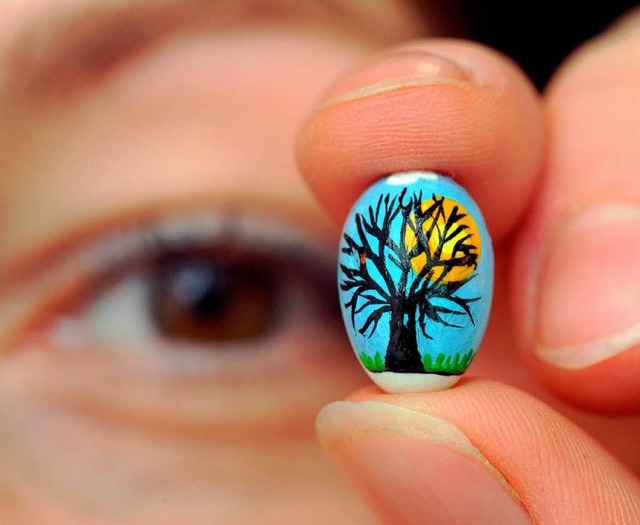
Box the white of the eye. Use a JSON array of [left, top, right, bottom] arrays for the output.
[[84, 273, 157, 344], [50, 272, 229, 374]]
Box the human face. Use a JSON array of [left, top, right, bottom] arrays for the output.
[[0, 0, 426, 522]]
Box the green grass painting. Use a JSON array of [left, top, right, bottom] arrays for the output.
[[359, 351, 386, 372], [360, 349, 474, 374], [422, 349, 474, 375]]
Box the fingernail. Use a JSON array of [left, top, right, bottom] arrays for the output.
[[317, 401, 531, 525], [536, 204, 640, 369], [324, 50, 474, 106]]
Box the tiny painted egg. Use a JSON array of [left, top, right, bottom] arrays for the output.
[[338, 171, 494, 393]]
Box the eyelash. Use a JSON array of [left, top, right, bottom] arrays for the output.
[[13, 211, 341, 353]]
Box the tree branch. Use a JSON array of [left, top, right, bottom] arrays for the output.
[[359, 305, 392, 336]]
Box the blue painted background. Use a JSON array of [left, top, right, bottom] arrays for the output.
[[338, 171, 494, 373]]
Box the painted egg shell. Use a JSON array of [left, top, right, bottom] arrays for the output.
[[338, 171, 494, 393]]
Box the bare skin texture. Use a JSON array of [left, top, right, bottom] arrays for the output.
[[0, 0, 639, 523]]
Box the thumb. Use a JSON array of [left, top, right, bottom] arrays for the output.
[[317, 380, 640, 525]]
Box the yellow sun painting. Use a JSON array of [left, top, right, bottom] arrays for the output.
[[404, 196, 482, 283]]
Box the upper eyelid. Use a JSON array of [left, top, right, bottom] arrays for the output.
[[0, 204, 336, 293], [88, 212, 338, 276]]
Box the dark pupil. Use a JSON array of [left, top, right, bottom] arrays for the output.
[[169, 262, 230, 318], [151, 256, 274, 342]]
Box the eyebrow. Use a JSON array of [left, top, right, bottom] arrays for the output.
[[3, 0, 206, 105], [1, 0, 424, 107]]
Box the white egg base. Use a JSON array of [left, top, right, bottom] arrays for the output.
[[369, 371, 461, 393]]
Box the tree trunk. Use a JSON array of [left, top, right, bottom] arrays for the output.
[[385, 303, 424, 372]]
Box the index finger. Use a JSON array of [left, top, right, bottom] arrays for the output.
[[297, 39, 543, 242]]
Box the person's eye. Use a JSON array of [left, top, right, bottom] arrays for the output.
[[148, 252, 277, 343], [85, 250, 280, 347], [19, 210, 343, 372]]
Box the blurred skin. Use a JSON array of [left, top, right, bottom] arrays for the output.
[[0, 1, 421, 522], [0, 1, 639, 524]]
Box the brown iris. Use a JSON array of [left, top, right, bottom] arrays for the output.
[[150, 255, 275, 342]]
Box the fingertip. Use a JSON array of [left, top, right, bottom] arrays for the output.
[[512, 9, 640, 414], [316, 399, 532, 525], [297, 39, 543, 242], [326, 381, 640, 524]]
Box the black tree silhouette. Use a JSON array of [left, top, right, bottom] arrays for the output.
[[340, 189, 481, 373]]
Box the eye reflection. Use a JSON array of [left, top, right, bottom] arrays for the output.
[[151, 253, 275, 343]]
